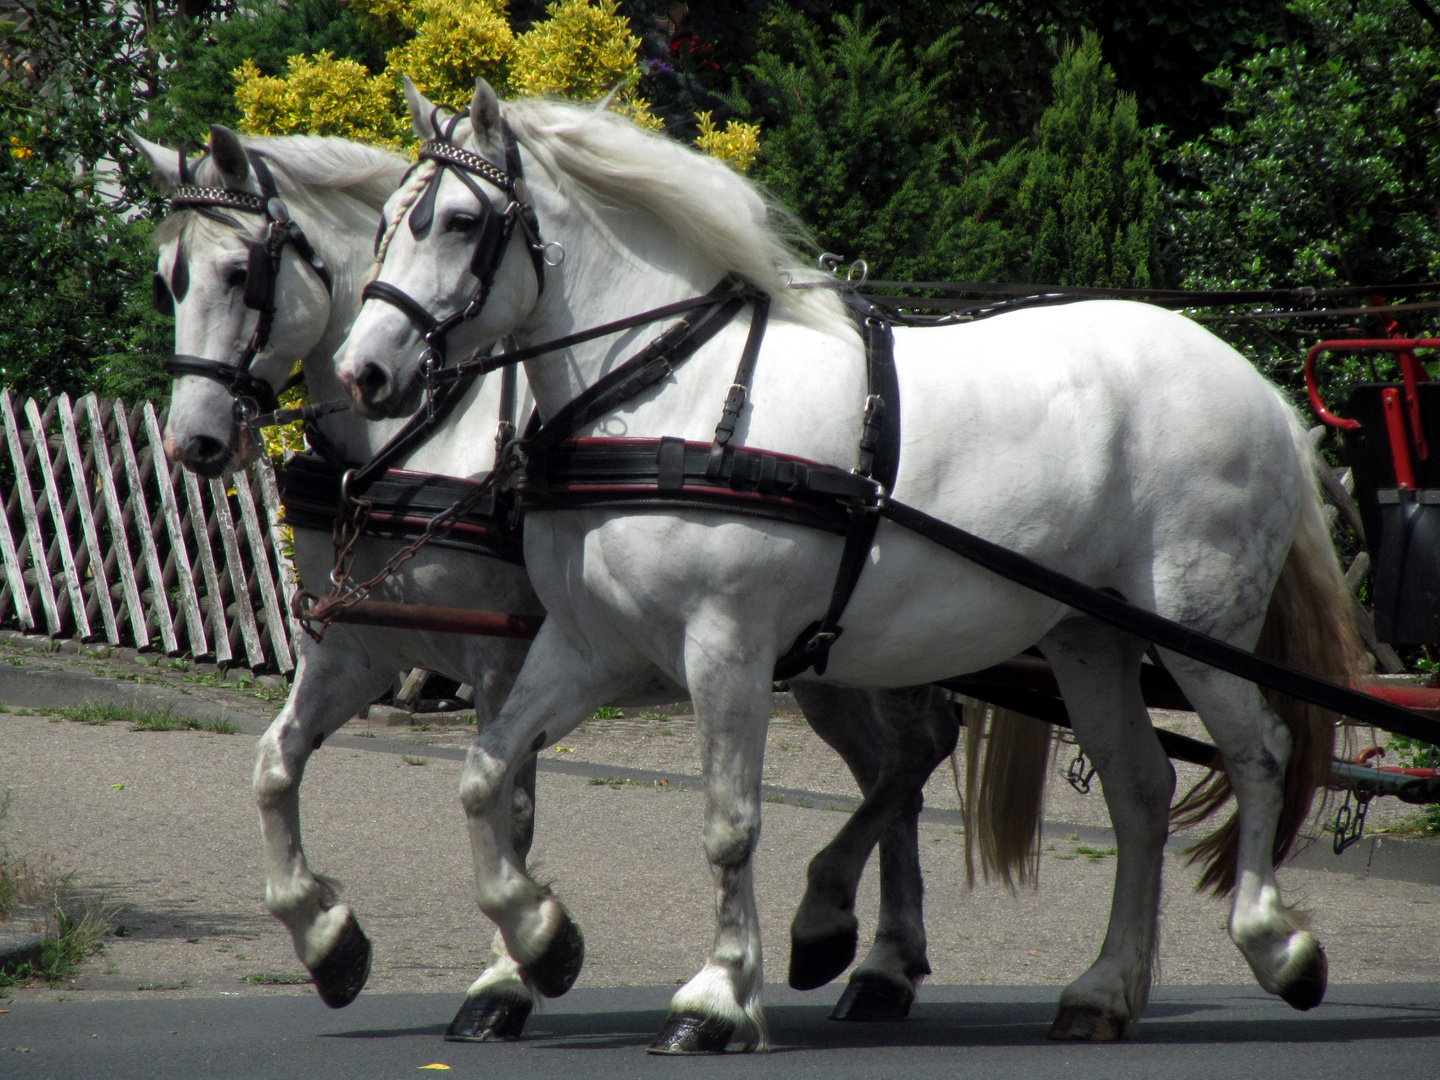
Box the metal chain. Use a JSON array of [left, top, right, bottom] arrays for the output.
[[295, 468, 504, 642]]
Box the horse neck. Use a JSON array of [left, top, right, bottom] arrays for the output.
[[518, 200, 723, 422]]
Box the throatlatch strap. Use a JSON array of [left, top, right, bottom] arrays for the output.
[[774, 301, 901, 680]]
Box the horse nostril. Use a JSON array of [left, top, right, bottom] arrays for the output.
[[187, 435, 228, 465], [355, 362, 390, 402]]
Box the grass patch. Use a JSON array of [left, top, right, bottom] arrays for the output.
[[763, 795, 784, 803], [1073, 845, 1118, 863], [0, 790, 115, 986], [401, 755, 428, 766], [587, 776, 632, 789], [590, 707, 624, 721], [242, 972, 311, 985], [56, 701, 237, 734]]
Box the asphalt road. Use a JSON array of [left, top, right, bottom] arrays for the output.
[[3, 983, 1438, 1079]]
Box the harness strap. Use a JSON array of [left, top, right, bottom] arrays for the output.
[[523, 282, 755, 461], [705, 295, 771, 480], [341, 366, 484, 500], [165, 354, 281, 414], [775, 299, 901, 679]]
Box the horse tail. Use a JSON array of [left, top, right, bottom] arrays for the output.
[[1173, 416, 1367, 896], [960, 702, 1056, 889]]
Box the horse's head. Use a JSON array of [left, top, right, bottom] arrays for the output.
[[134, 126, 336, 477], [336, 78, 546, 419]]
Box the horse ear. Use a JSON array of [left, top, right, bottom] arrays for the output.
[[403, 76, 437, 139], [208, 124, 251, 189], [470, 78, 501, 143], [128, 130, 182, 192]]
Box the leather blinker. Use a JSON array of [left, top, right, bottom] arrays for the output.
[[152, 273, 175, 316], [243, 241, 273, 311]]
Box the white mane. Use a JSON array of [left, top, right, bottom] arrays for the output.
[[501, 99, 845, 327]]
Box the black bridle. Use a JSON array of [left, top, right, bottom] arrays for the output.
[[157, 143, 334, 418], [359, 112, 553, 385]]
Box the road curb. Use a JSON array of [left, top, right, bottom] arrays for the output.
[[0, 929, 45, 972]]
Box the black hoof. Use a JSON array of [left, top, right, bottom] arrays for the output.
[[829, 973, 915, 1021], [526, 913, 585, 998], [445, 990, 533, 1041], [309, 913, 371, 1009], [647, 1012, 735, 1055], [1279, 944, 1328, 1011], [788, 925, 858, 991], [1047, 1004, 1127, 1041]]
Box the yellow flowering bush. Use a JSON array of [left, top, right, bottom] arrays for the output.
[[259, 379, 310, 462], [510, 0, 637, 100], [235, 0, 724, 150], [234, 53, 408, 148], [383, 0, 514, 111], [695, 111, 760, 174]]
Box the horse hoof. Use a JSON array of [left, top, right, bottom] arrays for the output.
[[309, 913, 371, 1009], [647, 1012, 735, 1054], [526, 913, 585, 998], [1047, 1004, 1126, 1041], [1279, 942, 1327, 1011], [445, 990, 533, 1042], [788, 925, 858, 990], [829, 973, 914, 1021]]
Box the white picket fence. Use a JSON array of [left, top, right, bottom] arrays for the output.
[[0, 389, 302, 672]]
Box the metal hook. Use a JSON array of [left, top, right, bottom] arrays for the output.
[[846, 259, 869, 285], [535, 240, 565, 266], [818, 252, 843, 274]]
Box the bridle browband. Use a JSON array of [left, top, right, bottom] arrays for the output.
[[159, 143, 334, 418], [359, 111, 553, 385]]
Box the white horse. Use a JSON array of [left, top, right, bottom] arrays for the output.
[[337, 80, 1362, 1052], [135, 126, 973, 1037]]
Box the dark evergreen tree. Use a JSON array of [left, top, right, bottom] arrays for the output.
[[1017, 31, 1158, 288]]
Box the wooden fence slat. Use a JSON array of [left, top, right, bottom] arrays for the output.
[[254, 455, 304, 649], [173, 459, 231, 665], [112, 399, 179, 654], [233, 470, 292, 671], [57, 394, 120, 644], [24, 398, 90, 639], [83, 395, 148, 648], [1, 391, 59, 633], [208, 477, 265, 667], [142, 404, 214, 659], [0, 438, 33, 630]]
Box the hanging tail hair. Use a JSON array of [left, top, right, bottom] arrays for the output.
[[1172, 417, 1367, 895], [959, 703, 1056, 889]]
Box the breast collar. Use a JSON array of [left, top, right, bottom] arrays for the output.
[[160, 142, 334, 418], [359, 111, 554, 385]]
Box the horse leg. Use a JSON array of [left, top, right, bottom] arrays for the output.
[[457, 626, 632, 1007], [788, 683, 957, 1019], [253, 632, 395, 1007], [1161, 653, 1328, 1009], [446, 753, 539, 1041], [1042, 619, 1174, 1040], [650, 643, 773, 1055]]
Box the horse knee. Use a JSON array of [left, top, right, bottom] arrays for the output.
[[253, 727, 302, 808], [703, 813, 760, 869], [459, 750, 509, 818]]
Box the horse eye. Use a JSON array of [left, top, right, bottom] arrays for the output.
[[226, 266, 248, 290], [446, 212, 479, 234]]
